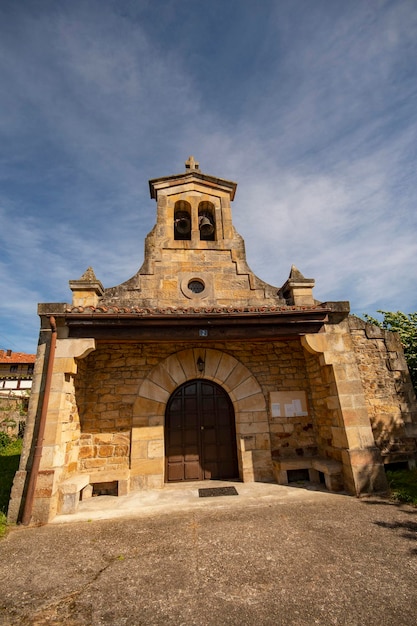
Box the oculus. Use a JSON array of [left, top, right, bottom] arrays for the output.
[[188, 279, 205, 294]]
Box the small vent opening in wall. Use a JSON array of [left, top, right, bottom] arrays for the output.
[[92, 481, 118, 496], [287, 469, 310, 483]]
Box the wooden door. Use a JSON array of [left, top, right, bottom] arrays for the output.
[[165, 380, 238, 482]]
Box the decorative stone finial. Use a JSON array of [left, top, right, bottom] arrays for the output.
[[69, 267, 104, 307], [288, 265, 306, 281], [185, 156, 200, 171], [80, 267, 98, 282], [281, 265, 315, 306]]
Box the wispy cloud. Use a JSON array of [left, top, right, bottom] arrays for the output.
[[0, 0, 416, 351]]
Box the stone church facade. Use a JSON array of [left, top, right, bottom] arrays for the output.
[[9, 158, 417, 524]]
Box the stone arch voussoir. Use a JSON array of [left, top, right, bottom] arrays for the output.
[[135, 348, 267, 424], [131, 349, 274, 485]]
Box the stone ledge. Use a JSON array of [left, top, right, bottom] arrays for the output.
[[58, 470, 131, 515], [89, 469, 130, 497], [89, 469, 130, 483], [59, 474, 90, 495], [272, 456, 343, 492], [58, 474, 90, 515], [311, 457, 342, 474]]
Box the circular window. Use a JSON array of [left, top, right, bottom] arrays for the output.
[[188, 279, 205, 294]]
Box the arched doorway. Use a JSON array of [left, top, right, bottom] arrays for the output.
[[165, 379, 239, 482]]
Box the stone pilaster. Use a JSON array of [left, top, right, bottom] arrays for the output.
[[9, 338, 95, 524], [7, 341, 47, 523], [302, 324, 388, 495]]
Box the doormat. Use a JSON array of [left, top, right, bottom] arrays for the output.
[[198, 486, 239, 498]]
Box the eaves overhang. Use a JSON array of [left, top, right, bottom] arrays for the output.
[[149, 171, 237, 201], [37, 303, 342, 343]]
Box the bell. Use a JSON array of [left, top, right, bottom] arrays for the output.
[[199, 216, 214, 236], [175, 217, 191, 234]]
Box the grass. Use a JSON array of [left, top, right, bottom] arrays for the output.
[[386, 468, 417, 506], [0, 437, 23, 537]]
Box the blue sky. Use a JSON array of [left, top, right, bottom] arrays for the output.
[[1, 0, 416, 353]]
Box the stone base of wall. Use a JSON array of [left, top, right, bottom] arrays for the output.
[[272, 456, 344, 492], [7, 470, 27, 523], [78, 432, 130, 474], [342, 447, 388, 495]]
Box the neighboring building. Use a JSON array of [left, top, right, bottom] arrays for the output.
[[8, 158, 417, 524], [0, 350, 35, 397]]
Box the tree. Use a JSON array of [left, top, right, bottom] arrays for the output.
[[363, 311, 417, 393]]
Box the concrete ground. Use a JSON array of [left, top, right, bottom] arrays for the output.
[[1, 482, 417, 625]]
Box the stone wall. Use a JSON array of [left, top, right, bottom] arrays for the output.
[[74, 339, 327, 476], [232, 340, 316, 458], [75, 346, 135, 434], [304, 351, 334, 457], [61, 377, 83, 478], [78, 432, 130, 474], [0, 396, 26, 437], [349, 316, 417, 464], [27, 317, 415, 512]]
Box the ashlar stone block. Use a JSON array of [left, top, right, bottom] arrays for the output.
[[229, 375, 259, 402], [234, 392, 266, 413], [146, 474, 164, 489], [179, 349, 201, 380], [237, 421, 269, 435], [159, 353, 184, 385], [53, 357, 77, 375], [255, 433, 271, 450], [139, 379, 170, 403], [204, 350, 222, 379], [131, 426, 164, 441], [55, 338, 95, 360], [241, 435, 256, 451], [148, 364, 176, 394], [331, 426, 348, 448], [344, 426, 376, 450], [216, 353, 238, 383], [130, 458, 164, 476], [148, 440, 164, 458], [133, 396, 164, 419], [224, 362, 251, 390]]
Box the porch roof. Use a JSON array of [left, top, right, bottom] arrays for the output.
[[37, 301, 349, 343]]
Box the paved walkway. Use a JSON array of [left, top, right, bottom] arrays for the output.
[[52, 480, 329, 524], [1, 483, 417, 625]]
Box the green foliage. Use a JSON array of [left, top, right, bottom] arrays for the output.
[[363, 311, 417, 392], [0, 432, 12, 450], [0, 437, 23, 522], [1, 438, 23, 457], [386, 469, 417, 506], [0, 512, 7, 538]]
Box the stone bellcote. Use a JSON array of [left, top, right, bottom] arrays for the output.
[[86, 159, 312, 309], [148, 156, 237, 249]]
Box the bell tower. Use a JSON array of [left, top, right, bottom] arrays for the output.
[[100, 158, 289, 308], [148, 155, 237, 250]]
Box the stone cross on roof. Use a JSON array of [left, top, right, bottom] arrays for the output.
[[185, 156, 200, 171]]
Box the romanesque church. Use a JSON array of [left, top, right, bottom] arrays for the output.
[[9, 158, 417, 523]]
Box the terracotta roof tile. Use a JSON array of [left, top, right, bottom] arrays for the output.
[[0, 351, 36, 364], [66, 304, 325, 316]]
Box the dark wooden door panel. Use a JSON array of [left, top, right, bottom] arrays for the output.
[[167, 462, 184, 481], [185, 462, 201, 480], [165, 379, 238, 482]]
